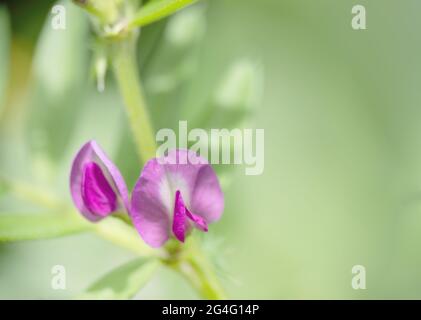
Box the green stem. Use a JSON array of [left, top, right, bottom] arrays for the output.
[[111, 34, 226, 299], [127, 0, 198, 30], [72, 0, 109, 23], [0, 176, 63, 210], [180, 240, 227, 299], [94, 216, 156, 257], [112, 36, 157, 162]]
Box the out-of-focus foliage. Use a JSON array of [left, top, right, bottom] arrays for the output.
[[28, 0, 89, 163], [0, 5, 10, 114], [129, 0, 198, 28], [0, 212, 90, 242], [78, 258, 160, 299], [1, 0, 421, 299]]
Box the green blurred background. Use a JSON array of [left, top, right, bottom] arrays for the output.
[[1, 0, 421, 299]]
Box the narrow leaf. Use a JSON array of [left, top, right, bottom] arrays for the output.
[[194, 59, 264, 129], [129, 0, 198, 28], [28, 0, 89, 161], [94, 216, 155, 257], [78, 258, 160, 299], [0, 5, 10, 114], [0, 212, 92, 242]]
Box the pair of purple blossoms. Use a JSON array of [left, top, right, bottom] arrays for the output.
[[70, 141, 224, 248]]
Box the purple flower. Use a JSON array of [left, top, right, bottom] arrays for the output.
[[130, 149, 224, 248], [70, 140, 129, 222]]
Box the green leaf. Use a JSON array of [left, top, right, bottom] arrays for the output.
[[0, 212, 92, 242], [139, 4, 206, 132], [193, 59, 264, 129], [0, 5, 10, 115], [33, 1, 88, 100], [78, 258, 160, 299], [28, 0, 90, 162], [129, 0, 198, 28]]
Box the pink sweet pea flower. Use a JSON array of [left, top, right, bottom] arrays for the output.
[[130, 149, 224, 248], [70, 140, 129, 222]]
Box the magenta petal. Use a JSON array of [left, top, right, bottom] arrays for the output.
[[186, 208, 208, 232], [82, 162, 117, 216], [172, 190, 208, 243], [70, 140, 129, 222], [131, 149, 223, 247], [130, 159, 172, 248], [172, 191, 187, 242]]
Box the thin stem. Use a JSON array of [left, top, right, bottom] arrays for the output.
[[112, 36, 157, 163], [183, 239, 227, 299], [0, 176, 63, 210], [164, 238, 227, 299], [127, 0, 198, 31], [94, 216, 156, 257], [111, 36, 227, 299], [72, 0, 109, 23]]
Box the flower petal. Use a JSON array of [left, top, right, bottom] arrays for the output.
[[185, 208, 208, 232], [70, 140, 129, 221], [130, 159, 172, 247], [172, 190, 188, 242], [172, 190, 208, 239], [82, 162, 117, 216], [161, 149, 224, 223], [131, 149, 223, 247]]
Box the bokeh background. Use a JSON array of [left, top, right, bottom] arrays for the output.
[[1, 0, 421, 299]]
